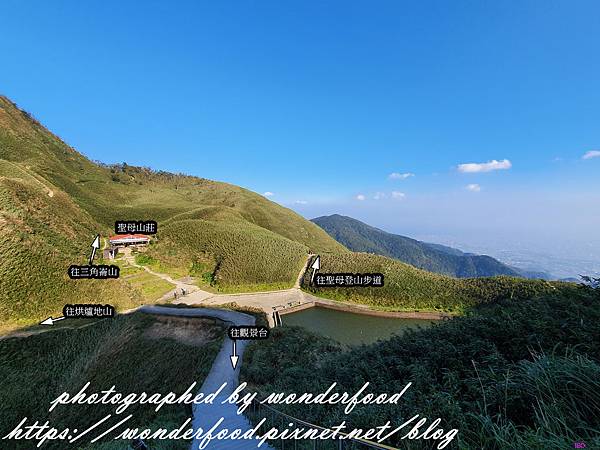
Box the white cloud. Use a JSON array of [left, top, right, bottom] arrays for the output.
[[263, 191, 274, 197], [356, 194, 366, 201], [466, 183, 481, 192], [389, 172, 414, 180], [391, 191, 406, 199], [373, 192, 386, 200], [294, 200, 308, 205], [582, 150, 600, 160], [457, 159, 512, 173]]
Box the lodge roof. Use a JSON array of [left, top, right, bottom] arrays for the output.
[[108, 234, 151, 241]]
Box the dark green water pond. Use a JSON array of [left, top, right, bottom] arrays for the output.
[[282, 306, 435, 345]]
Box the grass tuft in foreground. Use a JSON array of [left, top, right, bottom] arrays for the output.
[[0, 312, 224, 449], [242, 288, 600, 449]]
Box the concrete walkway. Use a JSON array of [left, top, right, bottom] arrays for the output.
[[185, 288, 310, 326], [139, 306, 273, 450], [125, 253, 315, 317], [173, 255, 315, 326], [169, 252, 449, 325]]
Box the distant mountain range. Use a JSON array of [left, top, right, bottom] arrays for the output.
[[312, 214, 551, 279], [0, 94, 563, 331], [0, 95, 345, 328]]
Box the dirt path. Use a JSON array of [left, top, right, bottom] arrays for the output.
[[0, 321, 99, 341], [142, 253, 449, 326], [124, 252, 213, 302], [175, 254, 315, 326], [3, 253, 445, 340], [1, 255, 312, 339], [122, 252, 315, 306], [295, 253, 314, 288]]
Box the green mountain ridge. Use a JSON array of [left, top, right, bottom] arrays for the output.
[[301, 252, 574, 313], [312, 214, 523, 278], [0, 95, 346, 329], [0, 95, 573, 329]]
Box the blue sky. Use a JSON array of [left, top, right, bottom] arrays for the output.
[[1, 1, 599, 265]]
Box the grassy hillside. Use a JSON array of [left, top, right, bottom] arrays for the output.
[[242, 287, 600, 449], [0, 312, 223, 449], [312, 214, 520, 278], [0, 95, 571, 328], [0, 95, 346, 328], [0, 158, 142, 331], [147, 218, 308, 292], [302, 252, 574, 313], [0, 96, 346, 252]]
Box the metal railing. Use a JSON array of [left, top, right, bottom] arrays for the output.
[[245, 397, 398, 450]]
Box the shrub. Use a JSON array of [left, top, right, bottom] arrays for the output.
[[242, 292, 600, 449], [134, 253, 155, 265], [302, 253, 577, 313]]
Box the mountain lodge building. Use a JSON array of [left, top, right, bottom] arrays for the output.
[[108, 234, 151, 247]]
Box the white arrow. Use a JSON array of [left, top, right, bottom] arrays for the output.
[[89, 234, 100, 265], [230, 340, 239, 369], [40, 316, 66, 326], [310, 255, 321, 285]]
